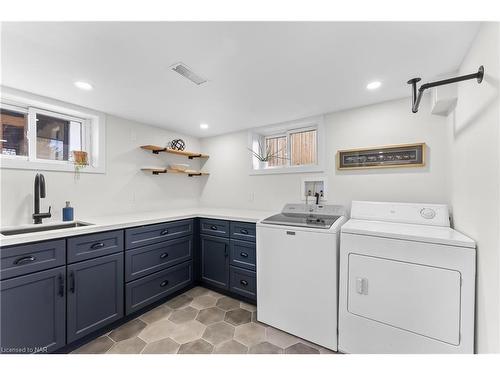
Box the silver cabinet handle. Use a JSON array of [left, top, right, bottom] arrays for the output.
[[14, 255, 36, 265], [160, 280, 169, 287], [90, 242, 105, 250]]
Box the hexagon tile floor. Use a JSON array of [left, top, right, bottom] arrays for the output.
[[72, 287, 336, 354]]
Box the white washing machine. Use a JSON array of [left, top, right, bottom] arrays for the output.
[[338, 201, 476, 354], [257, 203, 347, 351]]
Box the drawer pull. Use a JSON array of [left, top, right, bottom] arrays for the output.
[[240, 252, 249, 258], [210, 225, 218, 231], [90, 242, 105, 250], [160, 229, 169, 235], [240, 229, 249, 235], [14, 255, 36, 265], [240, 280, 248, 286], [160, 280, 169, 287], [160, 252, 169, 259]]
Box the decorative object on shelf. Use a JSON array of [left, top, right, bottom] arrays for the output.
[[337, 143, 425, 170], [169, 163, 190, 172], [167, 138, 186, 151], [247, 138, 288, 167], [407, 66, 484, 113], [72, 150, 88, 179]]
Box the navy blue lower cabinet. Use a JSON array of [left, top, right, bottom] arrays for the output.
[[229, 266, 257, 300], [200, 234, 230, 290], [125, 260, 193, 314], [125, 236, 193, 282], [0, 266, 66, 354], [66, 253, 124, 343], [229, 239, 256, 271]]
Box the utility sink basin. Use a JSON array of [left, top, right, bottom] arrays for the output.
[[1, 221, 93, 236]]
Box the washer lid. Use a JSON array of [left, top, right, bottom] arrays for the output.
[[342, 219, 475, 249], [261, 212, 341, 229]]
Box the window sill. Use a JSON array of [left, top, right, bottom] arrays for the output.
[[249, 164, 324, 175], [0, 157, 105, 174]]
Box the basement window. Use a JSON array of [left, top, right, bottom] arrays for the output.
[[33, 109, 86, 162], [0, 89, 106, 173], [249, 116, 325, 175], [1, 107, 28, 156]]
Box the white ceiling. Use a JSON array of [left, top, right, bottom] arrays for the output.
[[1, 22, 480, 137]]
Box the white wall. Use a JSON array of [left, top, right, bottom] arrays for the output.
[[199, 96, 450, 212], [447, 22, 500, 353], [0, 114, 203, 226]]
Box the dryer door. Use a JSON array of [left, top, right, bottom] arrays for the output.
[[347, 253, 461, 345]]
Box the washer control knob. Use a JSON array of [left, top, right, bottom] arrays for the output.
[[420, 208, 436, 219]]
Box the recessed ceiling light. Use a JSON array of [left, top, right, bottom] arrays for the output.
[[366, 81, 382, 90], [200, 123, 209, 129], [74, 81, 93, 91]]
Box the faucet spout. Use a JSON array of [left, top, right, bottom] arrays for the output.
[[33, 173, 51, 224]]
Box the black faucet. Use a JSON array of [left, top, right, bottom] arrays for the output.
[[33, 173, 51, 224], [315, 192, 320, 205]]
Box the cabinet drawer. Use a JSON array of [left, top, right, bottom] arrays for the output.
[[125, 261, 193, 315], [0, 240, 66, 280], [230, 240, 256, 271], [67, 230, 123, 263], [125, 220, 193, 249], [200, 218, 229, 237], [125, 236, 193, 282], [230, 222, 256, 242], [229, 266, 256, 300]]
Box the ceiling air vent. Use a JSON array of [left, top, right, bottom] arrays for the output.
[[170, 63, 207, 85]]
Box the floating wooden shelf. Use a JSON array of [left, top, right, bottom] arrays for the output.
[[141, 145, 209, 159], [141, 168, 209, 177]]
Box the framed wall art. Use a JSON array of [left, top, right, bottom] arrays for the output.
[[337, 143, 426, 170]]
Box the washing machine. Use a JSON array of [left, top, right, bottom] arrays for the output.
[[338, 201, 476, 354], [257, 203, 347, 351]]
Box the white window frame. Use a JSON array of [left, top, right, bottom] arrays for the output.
[[263, 133, 288, 168], [248, 115, 325, 175], [0, 86, 106, 174]]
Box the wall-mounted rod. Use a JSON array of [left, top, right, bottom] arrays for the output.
[[407, 65, 484, 113]]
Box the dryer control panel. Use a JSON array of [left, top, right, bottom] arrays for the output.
[[350, 201, 450, 227]]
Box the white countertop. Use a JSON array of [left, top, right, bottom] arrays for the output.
[[0, 207, 275, 247]]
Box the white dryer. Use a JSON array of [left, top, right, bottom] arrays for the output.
[[338, 201, 476, 354]]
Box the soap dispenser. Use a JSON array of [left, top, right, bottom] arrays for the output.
[[63, 201, 74, 222]]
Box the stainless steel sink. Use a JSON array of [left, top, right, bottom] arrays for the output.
[[1, 221, 93, 236]]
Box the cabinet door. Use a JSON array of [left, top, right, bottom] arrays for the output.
[[67, 253, 124, 343], [200, 235, 229, 290], [0, 266, 66, 353]]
